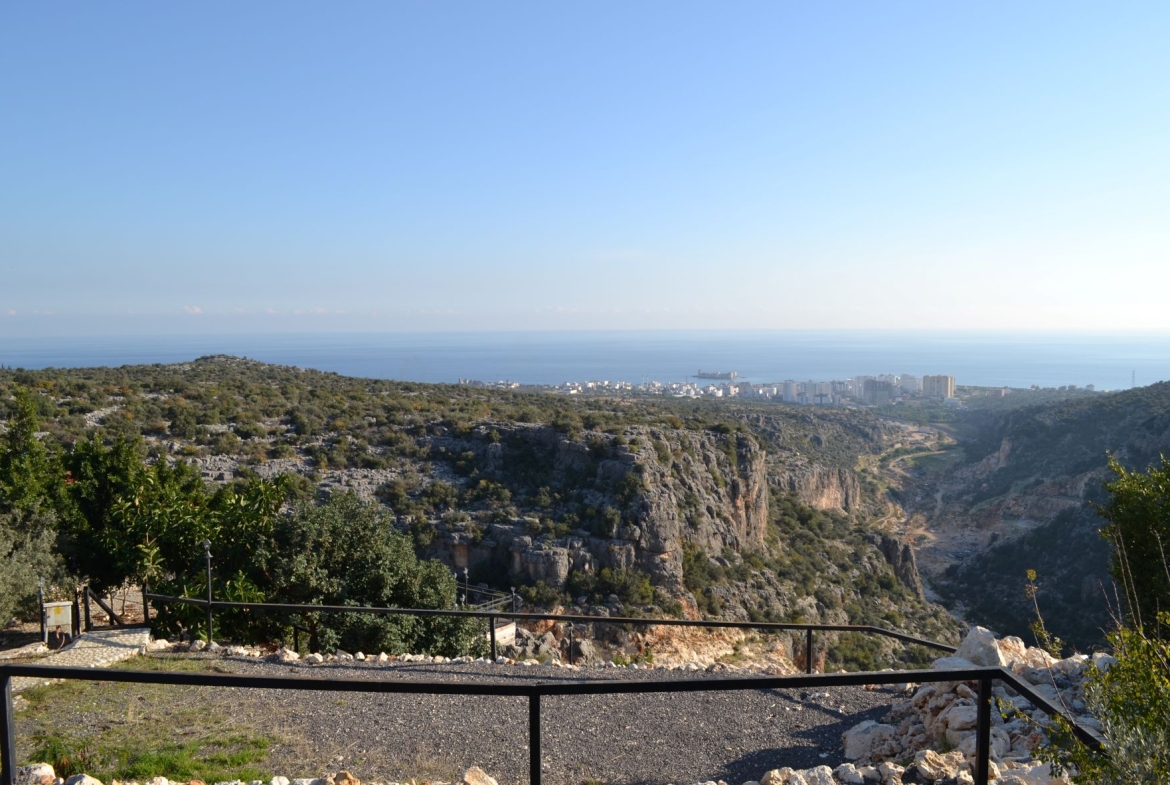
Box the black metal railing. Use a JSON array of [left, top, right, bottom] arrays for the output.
[[0, 663, 1104, 785], [143, 589, 957, 668]]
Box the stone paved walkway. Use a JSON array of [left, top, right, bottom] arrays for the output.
[[11, 627, 152, 692]]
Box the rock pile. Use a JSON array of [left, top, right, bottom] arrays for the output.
[[152, 637, 796, 673], [838, 626, 1111, 784], [15, 767, 500, 785]]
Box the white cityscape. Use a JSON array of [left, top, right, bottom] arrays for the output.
[[463, 373, 976, 407]]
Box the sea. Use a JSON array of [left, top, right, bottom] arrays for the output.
[[1, 330, 1169, 391]]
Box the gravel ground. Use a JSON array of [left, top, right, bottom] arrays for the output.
[[162, 655, 903, 785]]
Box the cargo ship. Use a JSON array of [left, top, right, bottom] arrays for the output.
[[694, 370, 737, 380]]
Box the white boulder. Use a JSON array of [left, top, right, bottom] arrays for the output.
[[843, 720, 898, 762], [460, 768, 497, 785], [803, 767, 834, 785], [17, 764, 56, 785], [956, 627, 1008, 667], [63, 776, 102, 785], [833, 763, 864, 784], [760, 768, 794, 785], [930, 656, 977, 670]]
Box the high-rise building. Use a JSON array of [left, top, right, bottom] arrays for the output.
[[923, 375, 956, 399], [864, 379, 893, 406]]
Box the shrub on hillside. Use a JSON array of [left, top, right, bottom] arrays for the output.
[[256, 493, 483, 657]]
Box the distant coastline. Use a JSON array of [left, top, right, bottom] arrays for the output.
[[1, 329, 1168, 391]]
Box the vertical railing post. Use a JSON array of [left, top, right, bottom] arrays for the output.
[[568, 623, 575, 666], [71, 590, 80, 639], [975, 675, 992, 785], [142, 583, 151, 626], [203, 540, 214, 645], [37, 581, 45, 646], [1, 670, 16, 785], [489, 613, 498, 661], [83, 587, 93, 632], [529, 692, 541, 785], [805, 628, 814, 674]]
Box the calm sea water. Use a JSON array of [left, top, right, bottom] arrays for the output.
[[1, 331, 1169, 391]]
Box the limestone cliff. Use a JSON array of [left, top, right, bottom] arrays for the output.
[[771, 459, 863, 511], [418, 424, 768, 592]]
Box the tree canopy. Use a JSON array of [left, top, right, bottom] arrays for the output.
[[1099, 454, 1170, 634]]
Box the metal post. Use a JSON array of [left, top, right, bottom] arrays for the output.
[[203, 540, 213, 645], [142, 583, 151, 626], [975, 676, 992, 785], [568, 623, 575, 666], [37, 580, 45, 646], [489, 613, 498, 661], [71, 591, 80, 639], [1, 672, 15, 785], [805, 628, 814, 674], [511, 587, 518, 614], [529, 692, 541, 785], [294, 627, 301, 654], [83, 587, 92, 632]]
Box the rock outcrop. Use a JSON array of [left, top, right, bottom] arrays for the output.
[[771, 463, 862, 512], [420, 424, 768, 591], [840, 626, 1101, 784]]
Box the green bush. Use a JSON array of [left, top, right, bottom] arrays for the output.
[[256, 493, 483, 656], [565, 567, 654, 606], [1036, 618, 1170, 783]]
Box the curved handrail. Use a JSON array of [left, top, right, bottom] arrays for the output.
[[144, 590, 958, 652]]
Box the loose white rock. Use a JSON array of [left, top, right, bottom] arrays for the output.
[[63, 776, 102, 785], [843, 720, 897, 762], [17, 764, 56, 785], [833, 763, 864, 785], [460, 767, 498, 785], [802, 766, 834, 785]]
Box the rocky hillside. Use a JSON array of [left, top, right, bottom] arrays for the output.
[[920, 381, 1170, 648], [1, 356, 960, 666], [417, 422, 767, 593]]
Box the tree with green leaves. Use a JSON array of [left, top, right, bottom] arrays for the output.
[[0, 387, 64, 620], [256, 493, 483, 656], [0, 387, 57, 518], [1098, 454, 1170, 633], [1031, 457, 1170, 782], [57, 434, 289, 644]]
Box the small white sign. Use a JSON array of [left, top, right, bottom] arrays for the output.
[[44, 601, 72, 629]]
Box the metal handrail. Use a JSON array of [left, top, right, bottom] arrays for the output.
[[0, 663, 1104, 785], [143, 590, 957, 666]]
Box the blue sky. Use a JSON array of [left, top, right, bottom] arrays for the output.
[[2, 2, 1169, 335]]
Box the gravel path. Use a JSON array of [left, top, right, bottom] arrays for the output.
[[165, 655, 903, 785], [11, 628, 152, 693]]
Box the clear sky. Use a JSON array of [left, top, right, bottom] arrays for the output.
[[2, 2, 1169, 336]]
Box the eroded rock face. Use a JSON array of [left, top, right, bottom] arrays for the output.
[[771, 464, 862, 511], [421, 425, 769, 591], [866, 533, 925, 600]]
